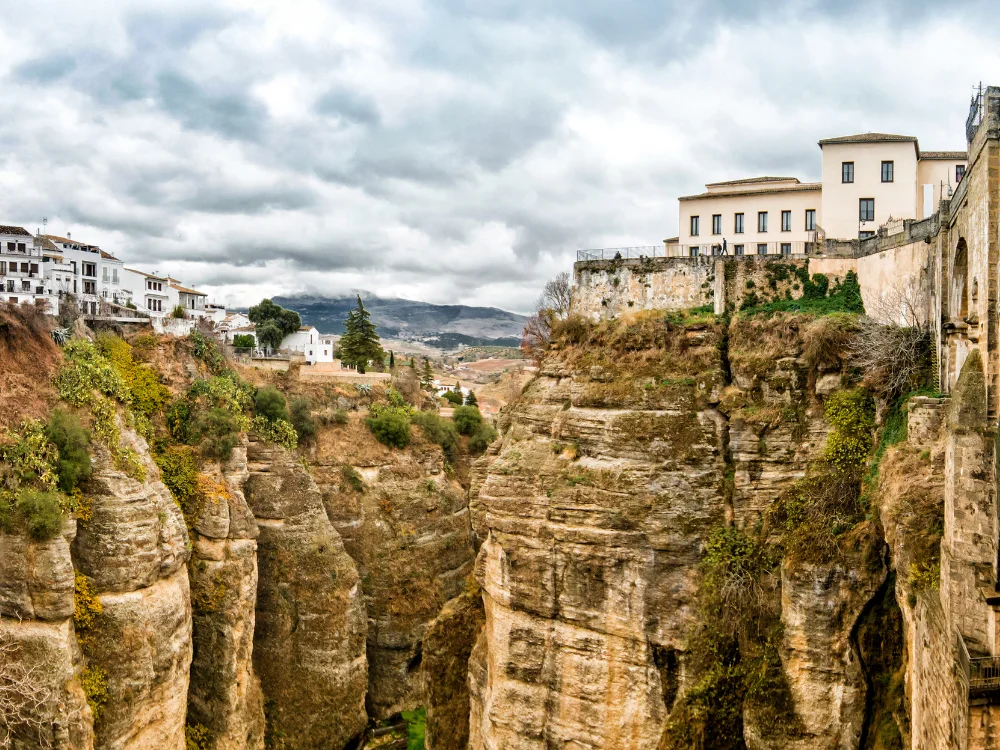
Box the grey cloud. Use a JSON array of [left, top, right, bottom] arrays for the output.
[[156, 71, 267, 141], [315, 88, 382, 125]]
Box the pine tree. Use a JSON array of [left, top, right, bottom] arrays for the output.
[[339, 295, 385, 374], [421, 357, 434, 388], [409, 357, 416, 369], [464, 390, 478, 407]]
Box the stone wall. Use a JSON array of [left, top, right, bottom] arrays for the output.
[[572, 256, 714, 319]]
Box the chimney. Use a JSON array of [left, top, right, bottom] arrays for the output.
[[67, 231, 71, 240]]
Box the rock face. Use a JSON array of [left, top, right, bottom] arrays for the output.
[[72, 430, 192, 750], [312, 420, 476, 720], [469, 318, 729, 748], [186, 443, 265, 750], [0, 521, 93, 750], [244, 439, 368, 749]]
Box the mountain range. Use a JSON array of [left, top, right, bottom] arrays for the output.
[[271, 294, 528, 348]]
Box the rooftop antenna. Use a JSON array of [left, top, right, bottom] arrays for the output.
[[41, 217, 47, 235]]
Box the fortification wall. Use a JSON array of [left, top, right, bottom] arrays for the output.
[[572, 256, 714, 319]]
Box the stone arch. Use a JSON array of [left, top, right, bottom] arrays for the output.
[[953, 237, 969, 320]]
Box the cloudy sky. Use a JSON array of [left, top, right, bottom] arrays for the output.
[[0, 0, 995, 312]]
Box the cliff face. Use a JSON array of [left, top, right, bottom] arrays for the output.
[[311, 414, 477, 721], [467, 311, 890, 750]]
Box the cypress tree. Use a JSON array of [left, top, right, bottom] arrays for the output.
[[389, 350, 395, 369], [340, 295, 385, 374]]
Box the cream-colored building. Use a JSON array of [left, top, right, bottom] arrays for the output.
[[677, 177, 820, 256], [670, 133, 967, 254]]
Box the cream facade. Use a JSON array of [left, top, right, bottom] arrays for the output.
[[917, 152, 968, 218], [677, 177, 820, 256]]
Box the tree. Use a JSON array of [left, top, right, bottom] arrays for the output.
[[522, 272, 572, 362], [421, 358, 434, 388], [339, 295, 385, 374], [248, 299, 301, 348], [171, 305, 187, 319], [464, 390, 478, 407], [256, 321, 283, 352], [389, 350, 395, 369], [255, 386, 289, 423], [290, 398, 317, 444], [452, 405, 483, 435], [409, 357, 416, 369], [232, 333, 255, 350]]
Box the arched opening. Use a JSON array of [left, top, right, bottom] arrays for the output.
[[953, 238, 969, 320]]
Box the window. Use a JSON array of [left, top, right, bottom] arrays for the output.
[[689, 246, 699, 257], [957, 164, 966, 183], [758, 211, 768, 232], [842, 162, 854, 183], [734, 244, 744, 256], [757, 243, 768, 255], [781, 243, 792, 255], [112, 269, 118, 283], [82, 262, 96, 277], [805, 209, 816, 231], [860, 231, 876, 240], [859, 198, 875, 222], [29, 264, 37, 275], [5, 242, 12, 251], [781, 211, 792, 232], [881, 161, 894, 182], [0, 262, 5, 274], [690, 216, 700, 236], [83, 280, 95, 295], [735, 213, 744, 234], [103, 267, 109, 281], [20, 263, 28, 272], [712, 214, 722, 235]]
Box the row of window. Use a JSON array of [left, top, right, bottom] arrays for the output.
[[4, 242, 27, 253], [691, 209, 817, 236], [841, 161, 966, 184], [0, 262, 39, 275], [689, 243, 796, 257], [147, 279, 164, 292]]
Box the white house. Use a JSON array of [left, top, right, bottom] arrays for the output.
[[218, 312, 252, 340], [41, 234, 126, 314], [0, 226, 58, 313], [280, 326, 334, 364], [122, 268, 170, 316], [167, 279, 208, 317]]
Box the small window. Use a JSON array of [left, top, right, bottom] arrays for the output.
[[781, 211, 791, 232], [734, 213, 744, 234], [842, 162, 854, 183], [957, 164, 966, 183], [859, 198, 875, 222], [781, 243, 792, 255], [881, 161, 894, 182], [758, 212, 768, 232], [757, 243, 768, 255], [690, 216, 700, 236], [712, 214, 722, 235], [734, 244, 744, 256], [689, 246, 699, 257], [5, 242, 12, 251], [16, 243, 24, 252], [805, 209, 816, 231], [860, 231, 876, 239]]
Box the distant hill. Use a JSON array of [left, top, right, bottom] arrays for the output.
[[270, 294, 528, 349]]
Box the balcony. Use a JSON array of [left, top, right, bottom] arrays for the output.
[[970, 657, 1000, 697]]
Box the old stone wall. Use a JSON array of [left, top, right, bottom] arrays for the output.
[[572, 256, 714, 319]]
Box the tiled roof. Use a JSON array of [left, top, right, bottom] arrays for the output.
[[0, 225, 32, 237], [169, 282, 206, 296], [99, 250, 120, 261], [818, 133, 917, 145], [124, 267, 167, 280], [919, 150, 968, 160], [705, 176, 800, 187], [43, 234, 101, 250], [678, 183, 822, 201]]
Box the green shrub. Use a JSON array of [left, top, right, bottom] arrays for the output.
[[254, 386, 289, 423], [232, 333, 255, 350], [412, 410, 459, 461], [443, 390, 463, 405], [366, 412, 411, 448], [468, 423, 498, 454], [197, 408, 240, 461], [81, 666, 109, 722], [171, 305, 187, 319], [452, 405, 483, 436], [333, 409, 349, 425], [154, 445, 200, 512], [341, 465, 365, 493], [290, 398, 317, 444], [250, 415, 297, 450], [45, 409, 92, 492], [16, 489, 64, 541], [824, 389, 876, 475]]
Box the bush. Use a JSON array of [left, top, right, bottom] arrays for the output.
[[366, 412, 411, 448], [341, 465, 365, 493], [16, 489, 64, 541], [290, 398, 317, 444], [255, 387, 289, 423], [333, 408, 349, 425], [452, 405, 483, 435], [154, 445, 200, 512], [412, 410, 459, 461], [197, 408, 240, 461], [443, 390, 463, 405], [232, 334, 255, 350], [171, 305, 187, 319], [45, 409, 92, 492], [468, 423, 498, 454]]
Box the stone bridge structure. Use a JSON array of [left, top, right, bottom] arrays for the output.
[[571, 86, 1000, 749]]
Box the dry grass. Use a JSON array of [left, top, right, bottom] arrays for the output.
[[876, 444, 943, 576], [0, 303, 60, 429], [801, 313, 857, 372], [728, 313, 806, 379]]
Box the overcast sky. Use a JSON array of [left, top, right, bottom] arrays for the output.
[[0, 1, 995, 313]]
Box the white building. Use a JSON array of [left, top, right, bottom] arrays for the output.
[[167, 279, 208, 317], [218, 312, 252, 341], [0, 226, 58, 313], [280, 326, 335, 364], [122, 268, 170, 316], [41, 234, 127, 314]]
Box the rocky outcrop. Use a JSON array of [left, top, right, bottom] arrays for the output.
[[244, 439, 368, 749], [72, 429, 192, 750], [0, 520, 93, 750], [313, 421, 476, 719], [423, 590, 485, 750], [186, 443, 265, 750], [469, 318, 728, 748]]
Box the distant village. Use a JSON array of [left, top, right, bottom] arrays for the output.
[[0, 224, 350, 365]]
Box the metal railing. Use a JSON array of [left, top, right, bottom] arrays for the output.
[[685, 241, 812, 257], [577, 246, 665, 261], [970, 656, 1000, 695]]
